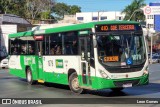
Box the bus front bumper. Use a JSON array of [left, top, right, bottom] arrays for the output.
[[91, 74, 149, 90]]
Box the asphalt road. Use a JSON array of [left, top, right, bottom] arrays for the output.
[[0, 64, 160, 107]]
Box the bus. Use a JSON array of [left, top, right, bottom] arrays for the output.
[[8, 20, 149, 93]]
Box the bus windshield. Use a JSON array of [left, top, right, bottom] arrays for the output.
[[96, 34, 146, 67]]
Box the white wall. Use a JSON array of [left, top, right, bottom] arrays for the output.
[[142, 15, 155, 36], [0, 25, 17, 57], [76, 11, 125, 23], [145, 15, 154, 28]]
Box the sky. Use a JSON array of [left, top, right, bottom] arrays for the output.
[[57, 0, 160, 12]]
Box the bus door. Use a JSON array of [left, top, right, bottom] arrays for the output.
[[36, 41, 44, 80], [79, 36, 92, 87]]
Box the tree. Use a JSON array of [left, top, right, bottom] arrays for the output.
[[122, 0, 146, 21], [52, 3, 81, 19], [0, 0, 14, 14], [25, 0, 55, 20], [0, 0, 55, 21], [69, 5, 81, 15], [0, 0, 27, 18], [52, 3, 70, 19], [10, 0, 26, 18]]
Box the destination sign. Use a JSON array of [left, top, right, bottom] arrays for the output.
[[95, 24, 141, 32], [104, 56, 119, 62]]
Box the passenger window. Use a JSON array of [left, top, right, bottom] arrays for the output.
[[28, 40, 35, 55], [64, 32, 78, 55], [45, 36, 50, 55], [9, 36, 36, 55], [50, 33, 62, 55]]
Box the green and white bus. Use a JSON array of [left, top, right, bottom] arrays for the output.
[[9, 21, 149, 93]]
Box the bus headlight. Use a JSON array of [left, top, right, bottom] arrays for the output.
[[99, 69, 109, 79]]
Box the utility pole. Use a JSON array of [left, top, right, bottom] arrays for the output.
[[128, 9, 143, 21], [115, 11, 116, 20], [91, 12, 92, 21], [98, 10, 105, 21], [150, 28, 153, 64], [98, 11, 100, 21]]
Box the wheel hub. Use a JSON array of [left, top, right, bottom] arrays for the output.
[[27, 72, 31, 82], [72, 77, 79, 90]]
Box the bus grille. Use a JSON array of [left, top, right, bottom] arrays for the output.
[[106, 67, 143, 73], [114, 79, 140, 87]]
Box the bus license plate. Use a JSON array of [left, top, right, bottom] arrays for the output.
[[123, 83, 132, 87]]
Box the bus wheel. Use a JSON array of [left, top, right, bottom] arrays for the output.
[[26, 68, 35, 85], [69, 72, 83, 94], [111, 87, 124, 92]]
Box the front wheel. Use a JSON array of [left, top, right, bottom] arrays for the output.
[[26, 68, 35, 85], [111, 87, 124, 92], [69, 72, 83, 94]]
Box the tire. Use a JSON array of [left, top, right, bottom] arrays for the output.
[[69, 72, 83, 94], [26, 68, 35, 85], [111, 87, 124, 92]]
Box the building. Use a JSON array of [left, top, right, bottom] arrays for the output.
[[32, 15, 81, 31], [58, 15, 80, 24], [0, 14, 32, 60], [145, 2, 160, 33], [76, 11, 125, 23]]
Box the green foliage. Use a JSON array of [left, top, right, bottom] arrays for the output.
[[0, 1, 81, 22], [52, 3, 70, 18], [25, 0, 55, 20], [52, 3, 81, 19], [41, 12, 51, 20], [122, 0, 146, 21], [0, 0, 55, 20], [69, 5, 81, 15], [0, 0, 26, 17]]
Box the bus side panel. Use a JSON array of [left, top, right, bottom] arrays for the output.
[[43, 72, 68, 85], [42, 56, 81, 85], [24, 55, 39, 80], [9, 55, 38, 80], [9, 55, 26, 78]]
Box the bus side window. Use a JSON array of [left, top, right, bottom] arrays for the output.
[[64, 31, 78, 55], [29, 47, 34, 54], [50, 33, 62, 55], [26, 36, 35, 55], [55, 46, 62, 55], [50, 48, 55, 55], [21, 45, 27, 54], [64, 43, 73, 54], [10, 38, 22, 55], [12, 47, 18, 55], [36, 42, 42, 56]]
